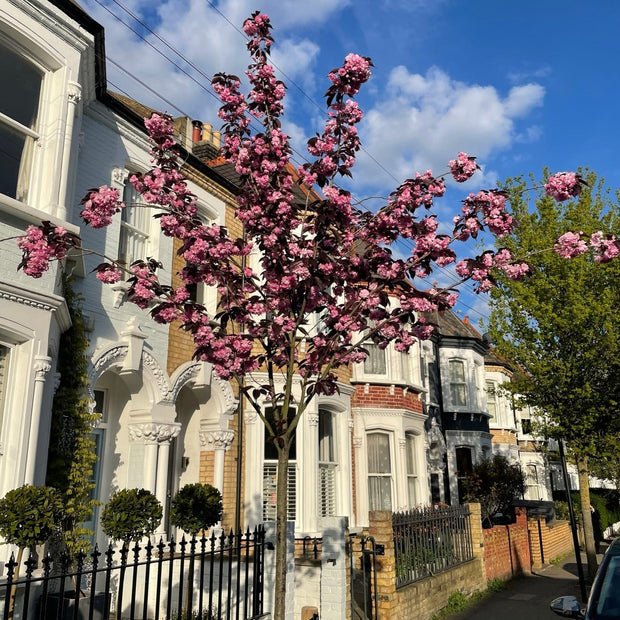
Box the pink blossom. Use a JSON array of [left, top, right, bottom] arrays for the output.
[[18, 223, 70, 278], [95, 264, 122, 284], [545, 172, 583, 202], [449, 153, 478, 182], [80, 186, 122, 228], [589, 232, 620, 263], [554, 231, 588, 258]]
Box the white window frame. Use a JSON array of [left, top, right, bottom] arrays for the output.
[[262, 407, 297, 522], [363, 342, 387, 376], [0, 344, 11, 452], [318, 409, 338, 518], [486, 381, 498, 421], [366, 431, 394, 511], [405, 433, 418, 508], [449, 359, 468, 407], [0, 36, 43, 204], [118, 178, 151, 267]]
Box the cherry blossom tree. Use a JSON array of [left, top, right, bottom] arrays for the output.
[[15, 12, 619, 618]]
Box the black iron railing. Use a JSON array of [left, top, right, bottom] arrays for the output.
[[393, 505, 473, 588], [1, 525, 266, 620]]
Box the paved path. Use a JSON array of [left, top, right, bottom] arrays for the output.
[[446, 552, 590, 620]]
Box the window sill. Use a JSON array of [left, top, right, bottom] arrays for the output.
[[0, 194, 79, 235]]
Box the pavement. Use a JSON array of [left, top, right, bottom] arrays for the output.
[[444, 546, 607, 620]]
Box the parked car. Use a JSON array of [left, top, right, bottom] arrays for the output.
[[550, 537, 620, 619]]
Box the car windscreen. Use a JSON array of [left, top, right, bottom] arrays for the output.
[[593, 556, 620, 619]]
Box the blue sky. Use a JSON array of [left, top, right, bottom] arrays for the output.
[[82, 0, 620, 328]]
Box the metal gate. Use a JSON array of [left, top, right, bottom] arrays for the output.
[[349, 534, 381, 620]]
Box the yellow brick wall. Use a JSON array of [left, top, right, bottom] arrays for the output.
[[528, 519, 574, 568]]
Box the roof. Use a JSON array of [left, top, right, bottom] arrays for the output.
[[192, 141, 319, 206]]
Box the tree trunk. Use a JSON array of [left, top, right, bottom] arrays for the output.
[[273, 444, 289, 620], [577, 456, 598, 582]]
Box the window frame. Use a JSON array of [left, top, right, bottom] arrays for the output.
[[405, 432, 418, 508], [448, 359, 468, 407], [366, 431, 394, 512], [0, 35, 44, 204], [318, 409, 338, 518], [118, 177, 151, 267]]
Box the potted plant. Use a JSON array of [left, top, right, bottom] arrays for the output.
[[169, 484, 222, 616], [0, 484, 63, 620]]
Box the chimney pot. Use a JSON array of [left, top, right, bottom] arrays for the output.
[[192, 120, 203, 142]]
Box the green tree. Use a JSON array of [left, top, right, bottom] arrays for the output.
[[462, 454, 526, 527], [487, 169, 620, 579]]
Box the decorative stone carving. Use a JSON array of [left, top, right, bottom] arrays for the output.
[[352, 437, 363, 449], [111, 167, 129, 187], [128, 423, 181, 444], [426, 418, 447, 473], [307, 413, 319, 427], [67, 82, 82, 105], [34, 356, 52, 381], [200, 430, 235, 450]]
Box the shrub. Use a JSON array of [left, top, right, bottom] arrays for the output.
[[0, 485, 63, 551], [462, 454, 526, 527], [169, 483, 222, 536], [100, 488, 162, 544]]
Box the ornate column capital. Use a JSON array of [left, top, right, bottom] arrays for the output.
[[200, 430, 235, 450], [307, 413, 319, 427], [67, 81, 82, 105], [128, 422, 181, 444], [352, 437, 363, 449], [34, 355, 52, 382]]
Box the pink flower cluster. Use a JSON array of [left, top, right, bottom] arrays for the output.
[[17, 223, 71, 278], [449, 153, 478, 182], [554, 231, 588, 258], [327, 54, 372, 96], [554, 231, 620, 262], [590, 231, 620, 263], [80, 186, 122, 228], [544, 172, 583, 202]]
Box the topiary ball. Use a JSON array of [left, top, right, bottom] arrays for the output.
[[100, 488, 162, 543], [169, 483, 222, 536]]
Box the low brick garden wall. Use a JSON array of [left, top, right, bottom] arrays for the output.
[[483, 507, 532, 581], [528, 518, 573, 568]]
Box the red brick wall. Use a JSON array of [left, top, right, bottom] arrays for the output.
[[351, 384, 423, 413], [483, 507, 531, 581]]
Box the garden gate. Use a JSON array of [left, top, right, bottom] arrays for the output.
[[349, 534, 380, 620]]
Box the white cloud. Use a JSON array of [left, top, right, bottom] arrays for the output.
[[83, 0, 344, 125], [354, 66, 545, 192]]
